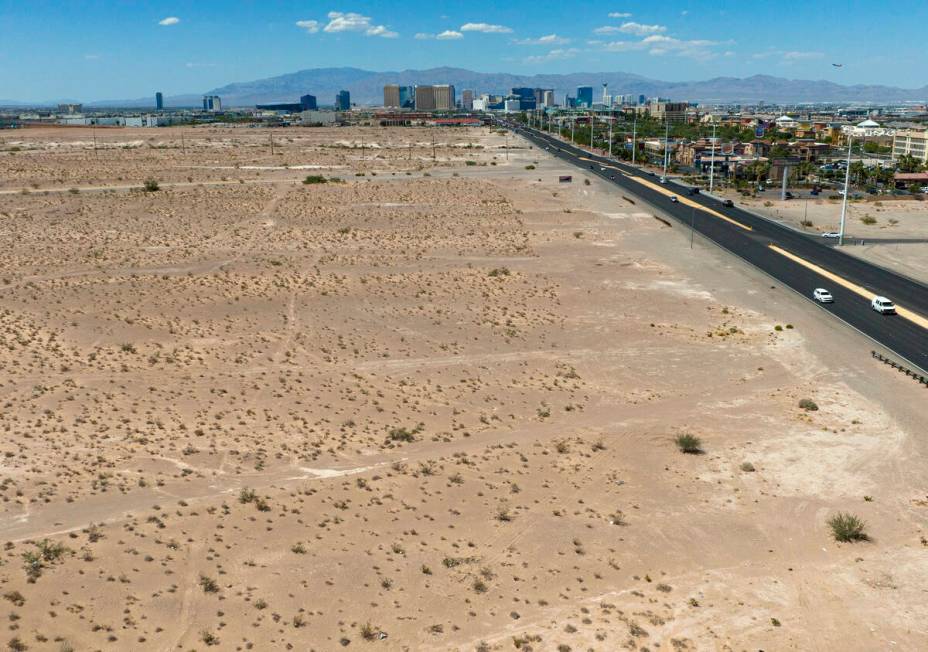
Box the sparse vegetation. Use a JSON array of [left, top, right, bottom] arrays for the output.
[[143, 178, 160, 192], [675, 434, 703, 454], [799, 398, 819, 411], [828, 512, 869, 542]]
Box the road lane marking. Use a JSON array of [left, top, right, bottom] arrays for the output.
[[576, 157, 753, 231], [769, 244, 928, 330]]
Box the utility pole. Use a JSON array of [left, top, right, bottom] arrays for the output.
[[838, 135, 852, 245], [181, 130, 186, 155], [708, 121, 717, 193], [432, 131, 437, 161], [92, 123, 98, 157], [590, 113, 595, 152], [269, 132, 274, 155], [570, 118, 574, 145], [781, 165, 788, 201]]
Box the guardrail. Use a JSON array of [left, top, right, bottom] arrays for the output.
[[872, 350, 928, 386]]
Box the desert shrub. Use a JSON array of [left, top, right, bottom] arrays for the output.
[[199, 574, 219, 593], [798, 398, 818, 411], [488, 267, 510, 277], [143, 179, 160, 192], [674, 434, 703, 454], [828, 512, 868, 542], [238, 488, 256, 504], [860, 215, 877, 225], [465, 160, 477, 166], [303, 175, 327, 184], [525, 165, 536, 170], [740, 462, 756, 472]]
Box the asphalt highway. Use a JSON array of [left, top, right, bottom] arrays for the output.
[[503, 121, 928, 374]]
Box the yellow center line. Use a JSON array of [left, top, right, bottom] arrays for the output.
[[577, 157, 753, 231], [769, 244, 928, 330]]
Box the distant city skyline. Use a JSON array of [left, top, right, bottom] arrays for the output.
[[1, 1, 926, 102]]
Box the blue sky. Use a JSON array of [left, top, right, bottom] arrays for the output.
[[1, 1, 925, 101]]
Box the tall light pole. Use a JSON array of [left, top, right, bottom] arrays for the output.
[[571, 117, 575, 145], [662, 120, 670, 179], [608, 118, 613, 158], [631, 114, 638, 164], [590, 112, 595, 152], [838, 133, 853, 245], [708, 121, 717, 193]]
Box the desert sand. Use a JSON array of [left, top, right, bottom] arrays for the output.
[[0, 124, 926, 651]]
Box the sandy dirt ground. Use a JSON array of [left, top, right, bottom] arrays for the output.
[[714, 187, 928, 286], [0, 125, 926, 651]]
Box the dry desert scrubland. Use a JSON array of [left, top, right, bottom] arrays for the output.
[[0, 124, 927, 651]]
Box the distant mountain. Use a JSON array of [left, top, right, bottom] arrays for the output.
[[6, 68, 928, 108], [203, 67, 928, 106]]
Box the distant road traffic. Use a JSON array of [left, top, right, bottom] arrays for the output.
[[502, 120, 928, 373]]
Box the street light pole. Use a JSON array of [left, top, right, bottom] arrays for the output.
[[662, 120, 670, 179], [608, 118, 613, 158], [631, 114, 638, 164], [838, 133, 852, 245], [590, 113, 595, 152], [708, 122, 717, 193]]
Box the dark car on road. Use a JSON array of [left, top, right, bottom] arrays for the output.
[[722, 199, 734, 207]]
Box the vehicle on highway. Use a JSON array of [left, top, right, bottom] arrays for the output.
[[659, 176, 667, 184], [610, 175, 616, 180], [600, 167, 607, 171], [722, 199, 734, 207], [813, 288, 834, 303], [647, 171, 656, 177], [687, 188, 700, 195], [871, 296, 896, 314], [669, 195, 678, 202], [785, 191, 794, 200], [821, 232, 840, 239]]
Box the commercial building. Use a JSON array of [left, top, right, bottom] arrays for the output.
[[155, 92, 163, 111], [576, 86, 594, 108], [57, 103, 82, 114], [542, 90, 555, 107], [415, 85, 435, 111], [383, 84, 414, 108], [648, 101, 687, 123], [301, 110, 339, 125], [504, 99, 521, 113], [433, 85, 455, 110], [256, 94, 317, 113], [461, 89, 475, 110], [202, 95, 222, 112], [335, 90, 351, 111], [893, 129, 928, 163], [510, 87, 536, 110]]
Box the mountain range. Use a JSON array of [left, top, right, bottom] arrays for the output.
[[5, 67, 928, 108]]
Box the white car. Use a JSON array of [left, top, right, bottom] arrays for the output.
[[813, 288, 833, 303], [871, 296, 896, 314], [821, 232, 840, 239], [669, 195, 678, 202], [659, 176, 667, 184]]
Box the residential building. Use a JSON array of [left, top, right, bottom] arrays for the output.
[[892, 128, 928, 163], [415, 85, 436, 111], [155, 92, 163, 111], [335, 90, 351, 111], [433, 85, 455, 111], [576, 86, 594, 108], [462, 89, 475, 110]]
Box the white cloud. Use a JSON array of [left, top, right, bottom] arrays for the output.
[[436, 30, 464, 40], [752, 49, 823, 62], [158, 16, 180, 26], [593, 26, 622, 34], [524, 48, 580, 64], [366, 25, 398, 38], [323, 11, 396, 37], [185, 62, 216, 68], [415, 32, 433, 40], [608, 12, 632, 18], [618, 22, 666, 35], [515, 33, 570, 45], [783, 50, 824, 61], [295, 20, 320, 34], [601, 34, 724, 60], [83, 54, 101, 60], [460, 22, 513, 34]]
